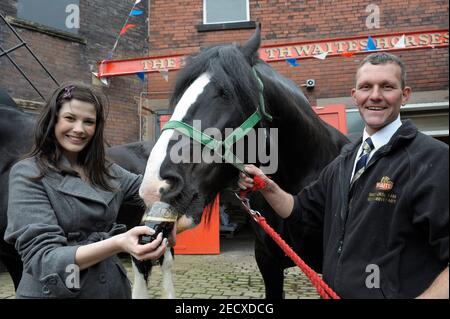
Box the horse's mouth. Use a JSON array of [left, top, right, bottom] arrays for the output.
[[162, 190, 204, 228], [176, 214, 197, 232], [172, 198, 203, 233]]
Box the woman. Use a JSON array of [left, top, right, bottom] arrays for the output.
[[4, 82, 170, 298]]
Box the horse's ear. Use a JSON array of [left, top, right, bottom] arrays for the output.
[[241, 23, 261, 64]]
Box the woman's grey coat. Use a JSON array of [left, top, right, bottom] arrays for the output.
[[5, 156, 142, 299]]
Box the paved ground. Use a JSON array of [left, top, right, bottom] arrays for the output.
[[0, 225, 320, 299]]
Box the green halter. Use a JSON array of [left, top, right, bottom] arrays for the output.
[[162, 67, 272, 173]]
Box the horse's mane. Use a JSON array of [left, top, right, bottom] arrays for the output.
[[170, 44, 260, 118], [171, 42, 327, 134], [254, 62, 346, 189], [255, 61, 335, 140]]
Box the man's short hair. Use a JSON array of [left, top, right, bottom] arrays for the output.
[[357, 52, 407, 88]]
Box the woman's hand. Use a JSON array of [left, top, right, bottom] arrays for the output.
[[76, 226, 168, 270], [118, 226, 168, 261]]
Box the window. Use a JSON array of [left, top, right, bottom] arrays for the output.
[[203, 0, 249, 24], [17, 0, 80, 34]]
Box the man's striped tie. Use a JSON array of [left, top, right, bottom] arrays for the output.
[[350, 137, 374, 187]]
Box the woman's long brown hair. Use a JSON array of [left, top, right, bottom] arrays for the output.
[[27, 81, 115, 191]]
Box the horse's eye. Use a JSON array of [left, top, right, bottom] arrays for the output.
[[218, 88, 230, 99]]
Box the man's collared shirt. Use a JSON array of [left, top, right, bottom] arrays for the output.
[[350, 115, 402, 182]]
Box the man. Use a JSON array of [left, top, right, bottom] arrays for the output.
[[239, 52, 449, 298]]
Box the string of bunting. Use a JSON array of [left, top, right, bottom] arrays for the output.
[[108, 0, 143, 60], [284, 34, 413, 67], [95, 0, 145, 85], [96, 21, 442, 83], [96, 0, 171, 84]]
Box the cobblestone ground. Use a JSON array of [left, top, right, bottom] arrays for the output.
[[0, 227, 320, 299]]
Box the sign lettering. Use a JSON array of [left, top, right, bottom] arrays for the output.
[[98, 30, 448, 77]]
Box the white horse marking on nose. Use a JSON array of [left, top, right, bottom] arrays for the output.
[[139, 73, 211, 204]]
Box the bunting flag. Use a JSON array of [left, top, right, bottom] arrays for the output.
[[130, 9, 143, 16], [100, 77, 109, 86], [160, 69, 169, 82], [313, 52, 328, 60], [92, 72, 109, 86], [120, 23, 136, 35], [366, 35, 378, 51], [104, 0, 143, 61], [136, 71, 145, 82], [341, 51, 355, 58], [394, 35, 406, 49], [286, 58, 300, 67]]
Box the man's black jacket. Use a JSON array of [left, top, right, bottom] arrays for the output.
[[287, 120, 449, 298]]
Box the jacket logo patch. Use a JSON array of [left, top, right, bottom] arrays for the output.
[[376, 176, 394, 191], [368, 176, 397, 204]]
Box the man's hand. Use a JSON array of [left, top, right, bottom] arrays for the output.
[[238, 164, 294, 219], [238, 164, 274, 192]]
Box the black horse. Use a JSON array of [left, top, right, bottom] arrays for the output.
[[0, 97, 35, 288], [139, 25, 349, 298], [0, 94, 152, 291]]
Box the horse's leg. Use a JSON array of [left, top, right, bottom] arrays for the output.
[[131, 259, 150, 299], [255, 246, 285, 299], [249, 199, 286, 299], [161, 247, 175, 299], [0, 240, 22, 290]]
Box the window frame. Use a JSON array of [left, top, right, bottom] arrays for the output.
[[16, 0, 80, 35], [202, 0, 250, 25]]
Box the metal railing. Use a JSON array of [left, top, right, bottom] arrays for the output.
[[0, 12, 59, 101]]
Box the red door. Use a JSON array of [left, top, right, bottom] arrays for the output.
[[174, 195, 220, 255], [313, 104, 348, 134]]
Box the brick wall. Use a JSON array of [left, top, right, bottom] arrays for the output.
[[147, 0, 448, 106], [2, 1, 446, 144], [0, 0, 149, 145]]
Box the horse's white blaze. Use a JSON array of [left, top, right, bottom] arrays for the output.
[[139, 73, 211, 206], [135, 74, 210, 299]]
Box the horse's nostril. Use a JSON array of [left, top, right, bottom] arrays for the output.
[[159, 173, 184, 202]]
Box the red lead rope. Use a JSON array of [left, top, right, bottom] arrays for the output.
[[239, 175, 340, 299]]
